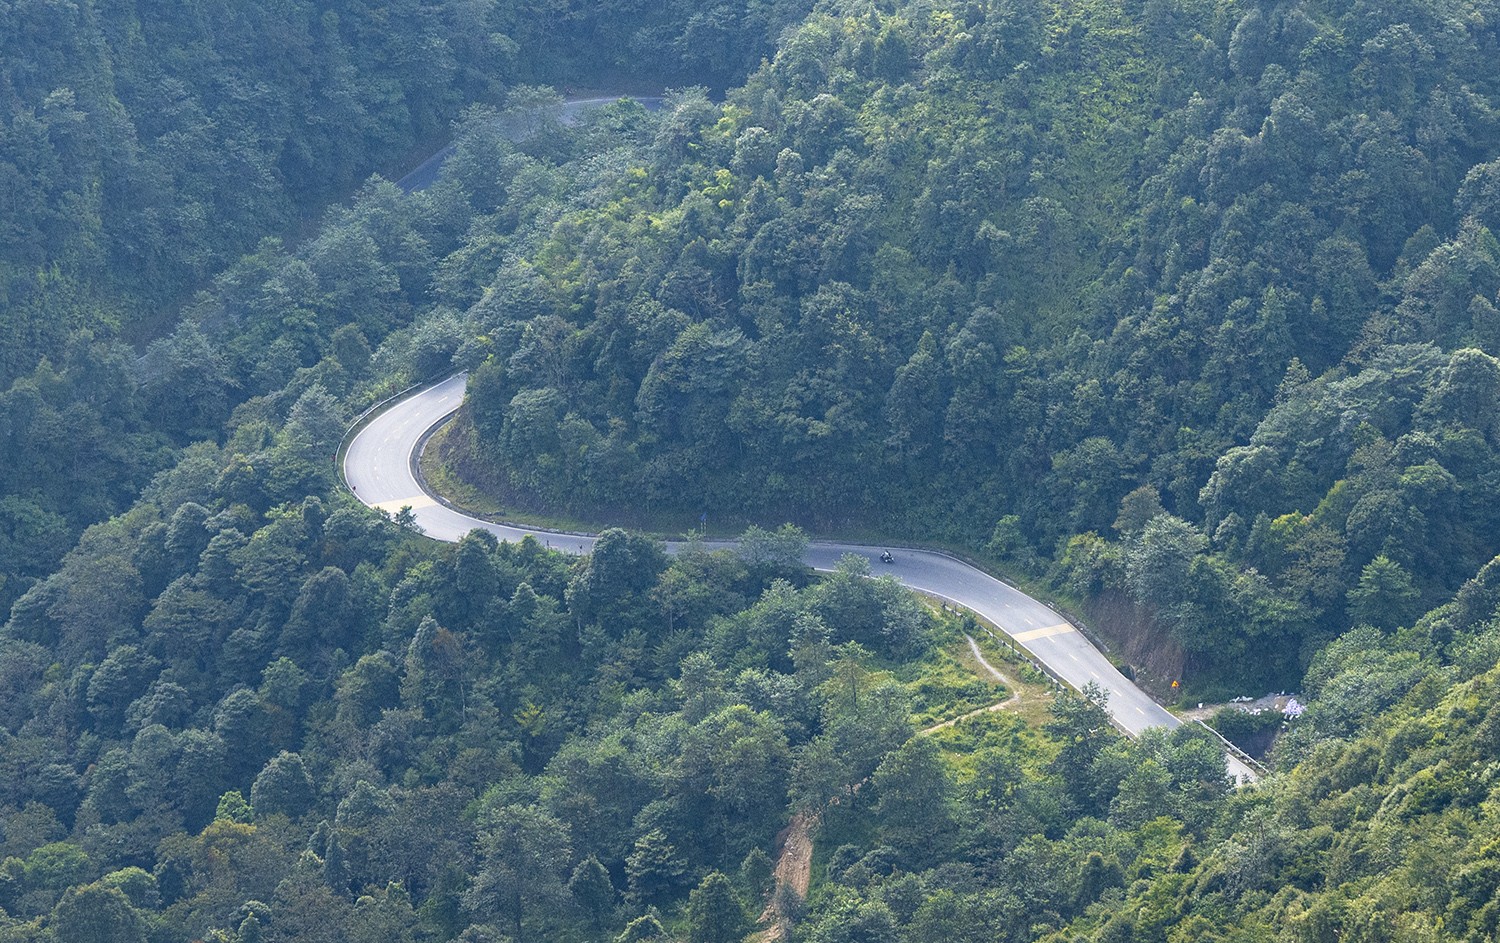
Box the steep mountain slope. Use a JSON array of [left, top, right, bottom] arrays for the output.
[[431, 0, 1500, 688]]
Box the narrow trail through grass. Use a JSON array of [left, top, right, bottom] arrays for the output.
[[757, 632, 1035, 940], [919, 635, 1024, 734]]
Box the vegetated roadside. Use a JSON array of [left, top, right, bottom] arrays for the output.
[[421, 417, 706, 535], [757, 610, 1059, 942]]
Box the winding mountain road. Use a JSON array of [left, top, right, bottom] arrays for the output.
[[341, 372, 1259, 784], [396, 96, 664, 192]]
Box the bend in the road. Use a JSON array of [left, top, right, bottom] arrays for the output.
[[341, 373, 1260, 785], [396, 95, 665, 192]]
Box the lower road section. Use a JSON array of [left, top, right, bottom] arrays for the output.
[[342, 373, 1259, 784]]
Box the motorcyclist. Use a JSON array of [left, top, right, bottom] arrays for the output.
[[880, 550, 893, 564]]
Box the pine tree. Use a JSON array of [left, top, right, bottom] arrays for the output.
[[688, 872, 750, 943], [569, 854, 616, 931]]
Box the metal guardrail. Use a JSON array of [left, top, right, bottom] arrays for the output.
[[883, 543, 1114, 659], [946, 553, 1267, 784], [935, 603, 1069, 695], [974, 614, 1270, 781], [1193, 719, 1271, 778], [976, 625, 1068, 693], [948, 603, 1266, 778]]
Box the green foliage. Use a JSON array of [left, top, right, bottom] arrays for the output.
[[1208, 708, 1283, 757], [686, 871, 749, 943], [737, 846, 773, 907], [0, 398, 998, 942], [871, 737, 956, 867], [616, 914, 669, 942], [1347, 555, 1422, 630], [569, 854, 617, 930], [249, 753, 315, 822], [626, 829, 687, 908], [0, 0, 813, 618], [48, 882, 148, 943], [215, 791, 253, 824], [355, 0, 1500, 697], [463, 803, 571, 943], [14, 0, 1500, 941]]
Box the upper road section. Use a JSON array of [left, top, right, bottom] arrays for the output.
[[396, 95, 665, 191], [342, 372, 1260, 784]]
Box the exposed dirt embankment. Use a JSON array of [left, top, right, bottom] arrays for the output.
[[1083, 589, 1186, 699], [755, 812, 815, 943], [424, 410, 512, 508]]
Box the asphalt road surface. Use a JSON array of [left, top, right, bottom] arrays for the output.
[[342, 373, 1260, 785], [396, 96, 665, 192]]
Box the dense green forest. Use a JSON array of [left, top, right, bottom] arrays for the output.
[[0, 0, 812, 620], [419, 0, 1500, 692], [5, 374, 1500, 943], [7, 0, 1500, 941], [0, 0, 805, 379], [0, 0, 522, 614]]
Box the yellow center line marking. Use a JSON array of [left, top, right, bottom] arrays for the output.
[[1012, 622, 1076, 643]]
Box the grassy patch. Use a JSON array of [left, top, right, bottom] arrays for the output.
[[955, 627, 1059, 730], [928, 708, 1033, 762], [892, 611, 1061, 739], [895, 618, 1005, 729], [420, 421, 510, 518], [924, 628, 1059, 786]]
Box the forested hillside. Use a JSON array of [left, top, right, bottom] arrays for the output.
[[422, 0, 1500, 691], [504, 0, 816, 91], [0, 0, 522, 616], [0, 0, 513, 380], [791, 563, 1500, 943], [0, 264, 1234, 942], [0, 0, 812, 622], [6, 363, 1500, 943], [9, 0, 1500, 941]]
